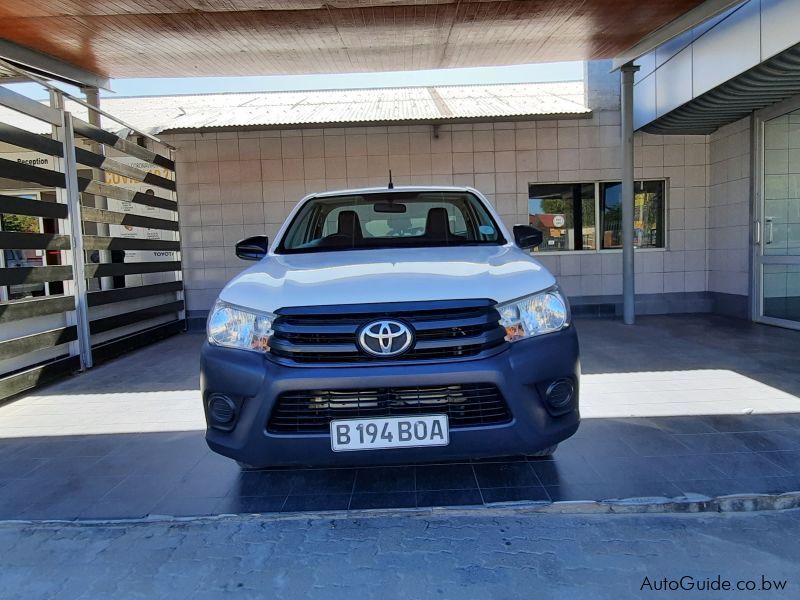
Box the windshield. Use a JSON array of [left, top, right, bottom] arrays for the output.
[[277, 191, 505, 253]]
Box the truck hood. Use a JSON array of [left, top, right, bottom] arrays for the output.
[[218, 245, 556, 313]]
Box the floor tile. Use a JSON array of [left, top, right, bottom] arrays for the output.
[[675, 477, 800, 497], [701, 414, 797, 433], [758, 451, 800, 474], [0, 457, 48, 479], [77, 497, 162, 520], [100, 473, 175, 504], [530, 456, 602, 486], [732, 430, 800, 452], [349, 492, 416, 510], [648, 455, 728, 481], [618, 430, 693, 457], [588, 456, 673, 483], [473, 462, 539, 488], [558, 434, 635, 459], [544, 483, 620, 502], [215, 495, 287, 514], [353, 466, 415, 493], [282, 494, 351, 512], [711, 452, 792, 479], [233, 471, 300, 497], [416, 489, 483, 507], [414, 464, 477, 491], [285, 469, 357, 495], [597, 480, 684, 500], [649, 416, 718, 435], [672, 433, 752, 454], [151, 495, 221, 517], [481, 486, 550, 503]]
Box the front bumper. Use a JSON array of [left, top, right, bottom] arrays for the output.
[[201, 327, 580, 467]]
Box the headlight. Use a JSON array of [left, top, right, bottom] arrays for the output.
[[497, 288, 569, 341], [207, 300, 274, 353]]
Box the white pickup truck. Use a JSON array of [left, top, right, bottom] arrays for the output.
[[201, 186, 580, 468]]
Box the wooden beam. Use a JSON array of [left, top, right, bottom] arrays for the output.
[[87, 281, 183, 307], [0, 296, 74, 323], [0, 265, 73, 285], [0, 231, 71, 251], [0, 326, 78, 361]]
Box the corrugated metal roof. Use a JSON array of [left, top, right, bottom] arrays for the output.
[[0, 81, 588, 136]]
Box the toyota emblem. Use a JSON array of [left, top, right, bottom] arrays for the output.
[[357, 320, 413, 357]]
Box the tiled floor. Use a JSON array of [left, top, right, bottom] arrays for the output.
[[1, 414, 799, 520], [0, 315, 799, 520]]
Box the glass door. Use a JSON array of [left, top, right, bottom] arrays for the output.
[[756, 105, 800, 329]]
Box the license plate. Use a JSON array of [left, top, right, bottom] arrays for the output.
[[330, 415, 449, 452]]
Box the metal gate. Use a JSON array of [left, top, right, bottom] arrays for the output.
[[0, 65, 184, 401]]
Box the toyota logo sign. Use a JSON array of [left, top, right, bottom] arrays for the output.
[[357, 320, 413, 357]]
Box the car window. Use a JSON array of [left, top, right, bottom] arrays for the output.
[[279, 191, 503, 253]]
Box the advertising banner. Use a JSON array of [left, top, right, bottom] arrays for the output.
[[105, 158, 178, 286]]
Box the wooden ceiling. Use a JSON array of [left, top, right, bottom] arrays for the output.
[[0, 1, 705, 78]]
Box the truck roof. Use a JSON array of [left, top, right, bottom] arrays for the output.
[[311, 185, 474, 199]]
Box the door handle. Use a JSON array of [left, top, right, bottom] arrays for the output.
[[766, 218, 774, 245]]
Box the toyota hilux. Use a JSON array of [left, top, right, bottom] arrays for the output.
[[201, 186, 580, 467]]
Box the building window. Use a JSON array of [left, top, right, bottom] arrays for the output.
[[600, 180, 665, 249], [528, 180, 666, 252], [528, 183, 595, 252]]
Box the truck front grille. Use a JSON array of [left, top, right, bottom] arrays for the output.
[[267, 383, 511, 433], [269, 299, 506, 364]]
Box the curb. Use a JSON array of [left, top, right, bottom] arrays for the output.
[[2, 491, 799, 528]]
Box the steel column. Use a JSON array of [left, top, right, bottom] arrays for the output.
[[83, 86, 114, 291], [60, 110, 93, 369], [620, 63, 639, 325]]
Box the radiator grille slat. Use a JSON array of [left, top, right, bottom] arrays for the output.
[[270, 300, 506, 364], [267, 383, 512, 433]]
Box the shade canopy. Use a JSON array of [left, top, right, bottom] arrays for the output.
[[0, 1, 706, 82]]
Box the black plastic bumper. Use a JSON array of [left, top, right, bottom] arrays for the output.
[[201, 326, 580, 467]]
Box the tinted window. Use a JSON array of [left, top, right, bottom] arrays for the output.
[[601, 180, 665, 249]]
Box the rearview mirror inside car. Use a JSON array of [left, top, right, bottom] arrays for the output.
[[373, 202, 407, 213]]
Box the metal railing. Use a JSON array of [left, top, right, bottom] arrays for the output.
[[0, 63, 184, 401]]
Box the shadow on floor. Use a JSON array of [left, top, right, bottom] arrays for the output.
[[575, 315, 800, 398], [2, 413, 799, 520]]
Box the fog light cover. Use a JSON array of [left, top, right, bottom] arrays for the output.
[[208, 394, 237, 427], [545, 379, 574, 410]]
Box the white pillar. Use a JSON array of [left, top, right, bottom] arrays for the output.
[[620, 63, 639, 325]]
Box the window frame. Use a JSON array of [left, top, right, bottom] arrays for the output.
[[528, 178, 669, 255]]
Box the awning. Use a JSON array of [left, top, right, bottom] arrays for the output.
[[641, 42, 800, 135]]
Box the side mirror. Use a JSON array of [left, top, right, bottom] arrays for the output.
[[513, 225, 543, 249], [235, 235, 269, 261]]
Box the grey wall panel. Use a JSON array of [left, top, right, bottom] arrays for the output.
[[692, 0, 761, 97], [761, 0, 800, 60], [634, 72, 658, 131], [634, 0, 800, 129], [656, 30, 693, 68], [635, 51, 657, 82], [656, 46, 694, 117]]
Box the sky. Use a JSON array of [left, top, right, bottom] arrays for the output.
[[7, 61, 583, 100]]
